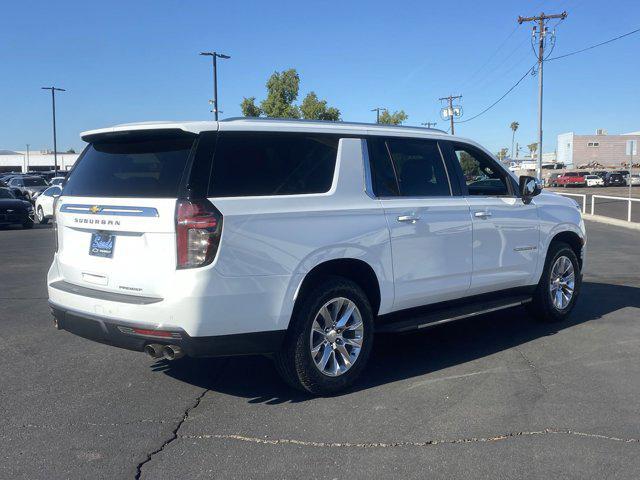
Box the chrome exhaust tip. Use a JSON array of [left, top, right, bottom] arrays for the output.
[[162, 345, 184, 361], [144, 343, 164, 359]]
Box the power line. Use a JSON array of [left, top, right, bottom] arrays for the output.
[[548, 26, 640, 61], [456, 24, 521, 92], [455, 64, 535, 124]]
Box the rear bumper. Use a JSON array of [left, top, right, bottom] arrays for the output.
[[50, 302, 286, 357]]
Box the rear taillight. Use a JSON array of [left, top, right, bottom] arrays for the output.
[[176, 199, 222, 269]]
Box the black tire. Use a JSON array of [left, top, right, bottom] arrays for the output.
[[528, 241, 581, 323], [274, 276, 374, 395], [37, 206, 48, 225]]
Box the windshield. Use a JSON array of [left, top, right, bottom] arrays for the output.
[[23, 177, 47, 186], [64, 134, 195, 197], [0, 188, 15, 199]]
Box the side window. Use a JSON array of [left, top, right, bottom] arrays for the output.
[[208, 133, 338, 197], [386, 139, 451, 197], [367, 137, 399, 196], [453, 144, 511, 196]]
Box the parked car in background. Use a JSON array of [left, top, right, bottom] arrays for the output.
[[8, 176, 49, 201], [47, 118, 586, 395], [615, 170, 630, 181], [547, 173, 561, 187], [0, 187, 34, 229], [35, 185, 62, 224], [604, 172, 626, 187], [628, 174, 640, 186], [49, 177, 66, 187], [584, 174, 604, 187], [556, 172, 587, 187]]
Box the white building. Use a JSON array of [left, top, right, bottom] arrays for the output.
[[0, 149, 80, 173]]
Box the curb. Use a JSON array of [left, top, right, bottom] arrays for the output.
[[583, 214, 640, 231]]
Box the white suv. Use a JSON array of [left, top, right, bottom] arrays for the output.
[[48, 118, 585, 394]]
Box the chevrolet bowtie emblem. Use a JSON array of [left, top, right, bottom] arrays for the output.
[[89, 205, 102, 214]]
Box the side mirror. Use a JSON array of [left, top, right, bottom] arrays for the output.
[[519, 175, 542, 204]]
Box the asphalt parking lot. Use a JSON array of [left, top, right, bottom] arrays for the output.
[[548, 186, 640, 223], [1, 221, 639, 479]]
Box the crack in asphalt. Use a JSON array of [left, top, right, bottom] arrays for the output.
[[12, 419, 176, 430], [134, 388, 209, 480], [516, 348, 548, 391], [179, 428, 640, 448]]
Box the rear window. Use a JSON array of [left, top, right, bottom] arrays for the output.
[[63, 134, 195, 197], [23, 177, 47, 186], [208, 133, 338, 197]]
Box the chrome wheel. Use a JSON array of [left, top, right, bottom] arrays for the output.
[[549, 255, 575, 310], [37, 207, 44, 222], [309, 297, 364, 377]]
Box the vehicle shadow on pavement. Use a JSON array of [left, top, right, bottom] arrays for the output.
[[156, 281, 640, 403]]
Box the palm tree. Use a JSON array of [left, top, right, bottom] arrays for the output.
[[528, 142, 538, 159], [510, 122, 519, 159]]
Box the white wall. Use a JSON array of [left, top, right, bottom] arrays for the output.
[[556, 132, 574, 166]]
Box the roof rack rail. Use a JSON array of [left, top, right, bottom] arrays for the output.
[[220, 117, 448, 134]]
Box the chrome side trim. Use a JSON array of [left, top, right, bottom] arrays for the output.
[[49, 280, 163, 305], [60, 204, 159, 217], [416, 299, 531, 329]]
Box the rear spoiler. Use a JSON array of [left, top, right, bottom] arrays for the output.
[[81, 128, 197, 144]]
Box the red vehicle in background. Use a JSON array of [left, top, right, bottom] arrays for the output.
[[555, 172, 587, 187]]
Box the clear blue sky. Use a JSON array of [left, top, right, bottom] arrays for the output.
[[1, 0, 638, 155]]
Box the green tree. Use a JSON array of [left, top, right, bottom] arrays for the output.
[[510, 121, 519, 159], [528, 142, 538, 158], [378, 110, 408, 125], [459, 151, 480, 178], [497, 147, 509, 161], [65, 148, 76, 154], [240, 68, 340, 121], [241, 97, 262, 117], [260, 69, 301, 118], [300, 92, 341, 121]]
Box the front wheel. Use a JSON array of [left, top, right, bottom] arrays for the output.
[[528, 242, 581, 322], [275, 277, 374, 395]]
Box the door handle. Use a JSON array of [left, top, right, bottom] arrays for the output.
[[397, 215, 420, 223], [474, 211, 492, 219]]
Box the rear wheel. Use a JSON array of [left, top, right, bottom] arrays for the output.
[[275, 277, 374, 395], [528, 242, 581, 322]]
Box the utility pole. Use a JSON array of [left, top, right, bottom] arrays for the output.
[[25, 144, 30, 172], [200, 51, 231, 121], [371, 107, 386, 124], [41, 87, 65, 172], [518, 11, 567, 179], [421, 121, 437, 128], [438, 95, 462, 134]]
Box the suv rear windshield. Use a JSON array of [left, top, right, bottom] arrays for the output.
[[63, 134, 195, 197], [23, 177, 48, 186], [208, 133, 339, 197]]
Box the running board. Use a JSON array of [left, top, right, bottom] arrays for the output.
[[376, 295, 532, 333]]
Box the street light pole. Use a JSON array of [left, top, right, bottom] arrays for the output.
[[25, 144, 30, 172], [371, 107, 386, 124], [41, 87, 65, 172], [200, 51, 231, 121]]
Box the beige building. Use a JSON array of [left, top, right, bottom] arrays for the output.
[[557, 130, 640, 167]]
